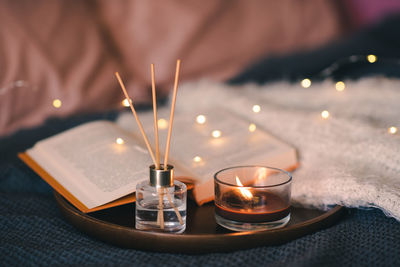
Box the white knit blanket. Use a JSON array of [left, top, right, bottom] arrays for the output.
[[168, 77, 399, 221]]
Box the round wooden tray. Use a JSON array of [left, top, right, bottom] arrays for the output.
[[55, 192, 345, 253]]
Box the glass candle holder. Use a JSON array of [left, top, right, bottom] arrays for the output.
[[214, 166, 292, 231]]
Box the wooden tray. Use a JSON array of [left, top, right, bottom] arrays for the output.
[[55, 192, 345, 253]]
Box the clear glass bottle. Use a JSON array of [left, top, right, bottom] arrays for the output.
[[135, 165, 187, 233]]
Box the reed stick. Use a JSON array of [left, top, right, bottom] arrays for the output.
[[166, 189, 184, 225], [163, 59, 181, 170], [158, 188, 164, 229], [157, 208, 160, 225], [115, 72, 157, 165], [151, 64, 164, 227], [151, 64, 161, 169]]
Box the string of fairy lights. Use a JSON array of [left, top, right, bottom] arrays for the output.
[[117, 102, 263, 163], [115, 54, 398, 159], [298, 54, 397, 135], [114, 107, 260, 163], [39, 53, 397, 150]]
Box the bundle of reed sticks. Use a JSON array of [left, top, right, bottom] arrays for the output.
[[115, 60, 183, 229]]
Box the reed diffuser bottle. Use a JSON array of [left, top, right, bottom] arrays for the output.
[[116, 60, 185, 233], [136, 164, 187, 233]]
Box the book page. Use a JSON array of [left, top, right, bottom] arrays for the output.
[[28, 121, 152, 208], [118, 108, 296, 183], [169, 108, 295, 179]]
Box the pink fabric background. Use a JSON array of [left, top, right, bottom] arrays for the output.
[[347, 0, 400, 28], [0, 0, 343, 136]]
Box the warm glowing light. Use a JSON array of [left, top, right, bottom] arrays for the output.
[[321, 110, 330, 119], [52, 99, 62, 108], [196, 115, 206, 124], [252, 105, 261, 113], [235, 176, 253, 200], [367, 54, 377, 63], [193, 156, 202, 163], [116, 138, 125, 145], [255, 167, 268, 182], [301, 78, 312, 88], [248, 123, 256, 132], [212, 130, 222, 138], [389, 126, 398, 134], [158, 118, 168, 129], [122, 98, 130, 107], [335, 81, 345, 91]]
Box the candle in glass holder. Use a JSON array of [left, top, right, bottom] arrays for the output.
[[214, 166, 292, 231]]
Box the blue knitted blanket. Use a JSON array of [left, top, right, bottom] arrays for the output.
[[1, 112, 399, 266]]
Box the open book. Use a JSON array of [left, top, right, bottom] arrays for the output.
[[20, 107, 297, 213]]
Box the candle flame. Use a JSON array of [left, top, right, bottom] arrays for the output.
[[235, 176, 253, 200]]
